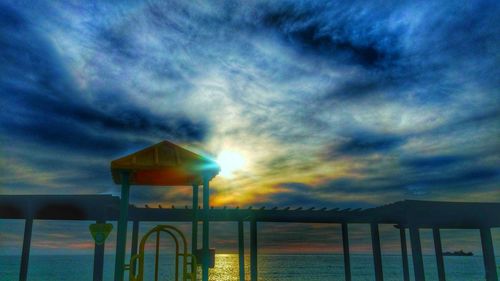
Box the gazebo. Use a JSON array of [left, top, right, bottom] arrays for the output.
[[111, 140, 219, 281]]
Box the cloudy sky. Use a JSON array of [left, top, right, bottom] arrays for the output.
[[1, 0, 499, 258]]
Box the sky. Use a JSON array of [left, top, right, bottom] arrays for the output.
[[0, 0, 499, 257]]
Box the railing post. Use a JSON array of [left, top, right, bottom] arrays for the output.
[[409, 226, 425, 281], [480, 227, 498, 281], [114, 171, 131, 281], [399, 227, 410, 281], [130, 220, 140, 276], [250, 219, 258, 281], [202, 175, 210, 281], [371, 223, 383, 281], [19, 218, 33, 281], [432, 228, 446, 281], [238, 220, 245, 281], [93, 220, 106, 281], [341, 223, 351, 281]]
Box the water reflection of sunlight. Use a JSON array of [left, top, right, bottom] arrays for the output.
[[208, 254, 248, 281], [139, 251, 249, 280]]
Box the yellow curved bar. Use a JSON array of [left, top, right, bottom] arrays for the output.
[[154, 231, 160, 281], [129, 225, 193, 281], [137, 226, 181, 281], [129, 254, 139, 281]]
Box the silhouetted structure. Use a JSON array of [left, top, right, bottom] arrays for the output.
[[1, 195, 499, 281], [110, 140, 219, 281]]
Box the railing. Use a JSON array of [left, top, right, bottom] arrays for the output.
[[126, 225, 197, 281]]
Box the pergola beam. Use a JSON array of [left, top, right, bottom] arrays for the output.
[[409, 226, 425, 281], [250, 220, 258, 281], [433, 228, 446, 281], [371, 223, 383, 281], [238, 220, 245, 281], [341, 223, 351, 281], [19, 218, 33, 281], [399, 227, 410, 281], [480, 227, 498, 281]]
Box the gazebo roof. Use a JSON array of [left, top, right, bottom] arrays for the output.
[[111, 140, 219, 186]]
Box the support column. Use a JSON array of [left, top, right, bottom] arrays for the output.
[[130, 220, 140, 275], [480, 227, 498, 281], [250, 220, 258, 281], [238, 220, 245, 281], [371, 223, 383, 281], [93, 220, 106, 281], [19, 218, 33, 281], [192, 184, 199, 257], [202, 176, 210, 281], [409, 226, 425, 281], [399, 227, 410, 281], [341, 223, 351, 281], [432, 228, 446, 281], [114, 171, 131, 281]]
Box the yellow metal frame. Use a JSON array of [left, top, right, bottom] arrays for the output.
[[127, 225, 197, 281]]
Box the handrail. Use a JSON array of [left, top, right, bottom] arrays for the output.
[[127, 225, 195, 281]]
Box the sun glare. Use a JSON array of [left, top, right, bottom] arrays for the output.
[[216, 150, 246, 178]]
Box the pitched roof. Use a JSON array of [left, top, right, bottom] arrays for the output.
[[111, 140, 219, 186]]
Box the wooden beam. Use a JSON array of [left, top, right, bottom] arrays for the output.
[[341, 223, 351, 281], [409, 226, 425, 281], [250, 220, 258, 281], [114, 171, 130, 281], [202, 177, 210, 281], [371, 223, 383, 281], [399, 228, 410, 281], [191, 184, 199, 257], [432, 228, 446, 281], [480, 227, 498, 281], [19, 218, 33, 281], [238, 221, 245, 281]]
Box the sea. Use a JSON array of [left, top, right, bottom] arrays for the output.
[[0, 253, 496, 281]]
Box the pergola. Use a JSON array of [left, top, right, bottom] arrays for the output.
[[110, 140, 219, 281], [1, 196, 499, 281]]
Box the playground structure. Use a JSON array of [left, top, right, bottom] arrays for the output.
[[128, 225, 197, 281], [110, 141, 219, 281], [0, 141, 499, 281]]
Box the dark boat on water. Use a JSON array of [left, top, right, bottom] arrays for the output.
[[443, 250, 473, 256]]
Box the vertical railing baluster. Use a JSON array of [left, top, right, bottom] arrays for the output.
[[155, 231, 160, 281]]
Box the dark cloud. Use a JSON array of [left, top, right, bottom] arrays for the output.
[[400, 155, 470, 170], [266, 181, 377, 209], [260, 2, 400, 68], [0, 3, 209, 157], [328, 132, 404, 157], [420, 109, 500, 138], [98, 26, 140, 60], [0, 2, 26, 28], [413, 167, 500, 188], [323, 78, 386, 100]]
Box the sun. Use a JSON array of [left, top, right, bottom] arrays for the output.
[[216, 150, 246, 178]]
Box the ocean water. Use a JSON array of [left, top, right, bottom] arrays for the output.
[[0, 254, 496, 281]]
